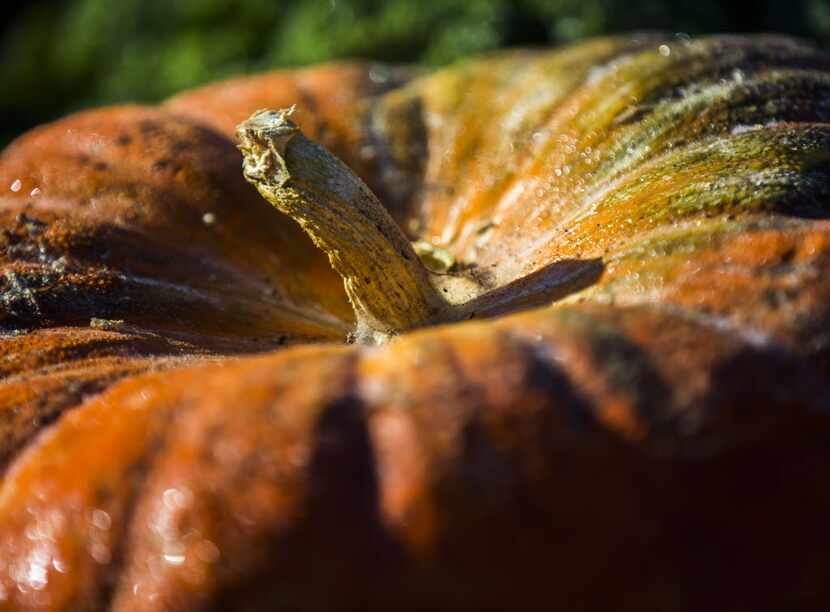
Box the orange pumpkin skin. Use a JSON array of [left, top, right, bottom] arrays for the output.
[[0, 34, 829, 611]]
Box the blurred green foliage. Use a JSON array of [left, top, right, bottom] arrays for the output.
[[1, 0, 829, 144]]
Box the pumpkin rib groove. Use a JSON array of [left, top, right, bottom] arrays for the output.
[[0, 352, 215, 480], [508, 304, 820, 454], [523, 306, 678, 443], [550, 190, 830, 278], [508, 124, 830, 274], [559, 76, 830, 210], [0, 322, 258, 480], [85, 407, 182, 612]]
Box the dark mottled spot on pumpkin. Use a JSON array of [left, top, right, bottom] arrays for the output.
[[95, 483, 113, 503], [153, 159, 171, 171], [172, 141, 191, 153], [94, 161, 109, 172], [297, 86, 318, 114], [78, 154, 91, 165], [779, 247, 797, 265], [138, 119, 162, 135], [116, 134, 132, 146], [317, 120, 331, 141]]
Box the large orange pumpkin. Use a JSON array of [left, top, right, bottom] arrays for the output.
[[1, 34, 829, 611]]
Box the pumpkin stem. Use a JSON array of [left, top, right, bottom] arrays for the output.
[[237, 108, 448, 344]]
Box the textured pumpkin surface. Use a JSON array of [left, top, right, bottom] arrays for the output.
[[0, 34, 829, 611]]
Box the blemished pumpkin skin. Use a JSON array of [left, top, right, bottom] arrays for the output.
[[0, 32, 829, 611]]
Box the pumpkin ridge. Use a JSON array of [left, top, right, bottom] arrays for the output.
[[85, 408, 182, 612], [0, 108, 357, 342]]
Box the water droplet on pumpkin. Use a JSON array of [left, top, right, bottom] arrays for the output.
[[731, 124, 762, 135], [90, 509, 111, 531], [163, 487, 189, 510], [202, 212, 216, 225], [10, 179, 21, 192], [658, 44, 671, 57], [29, 187, 41, 197], [163, 541, 186, 566], [25, 565, 48, 591], [163, 552, 186, 566]]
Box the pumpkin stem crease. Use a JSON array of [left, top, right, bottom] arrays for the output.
[[237, 108, 449, 344]]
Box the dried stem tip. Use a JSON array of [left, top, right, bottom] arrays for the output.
[[237, 108, 447, 344]]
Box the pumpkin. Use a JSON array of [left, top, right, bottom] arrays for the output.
[[0, 33, 829, 611]]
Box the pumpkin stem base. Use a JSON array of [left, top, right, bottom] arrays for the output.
[[237, 108, 451, 343]]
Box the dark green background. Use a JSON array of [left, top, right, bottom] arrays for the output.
[[2, 0, 829, 145]]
